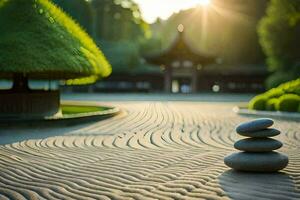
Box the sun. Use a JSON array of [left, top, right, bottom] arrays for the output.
[[133, 0, 213, 23], [199, 0, 211, 6]]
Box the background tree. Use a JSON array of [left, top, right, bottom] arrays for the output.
[[55, 0, 153, 75], [52, 0, 93, 34], [258, 0, 300, 88], [92, 0, 148, 73], [91, 0, 149, 42]]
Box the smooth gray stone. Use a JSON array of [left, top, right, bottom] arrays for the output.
[[238, 128, 280, 138], [234, 138, 283, 152], [224, 152, 288, 172], [236, 118, 274, 134]]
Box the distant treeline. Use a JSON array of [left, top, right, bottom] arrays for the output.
[[53, 0, 156, 75], [53, 0, 300, 88]]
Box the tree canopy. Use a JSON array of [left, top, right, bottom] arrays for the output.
[[258, 0, 300, 88], [89, 0, 152, 74], [91, 0, 149, 42], [54, 0, 152, 74], [0, 0, 111, 85]]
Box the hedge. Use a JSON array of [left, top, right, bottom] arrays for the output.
[[249, 78, 300, 113]]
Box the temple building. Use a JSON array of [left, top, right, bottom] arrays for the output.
[[144, 24, 268, 94], [145, 24, 216, 93], [55, 1, 268, 94]]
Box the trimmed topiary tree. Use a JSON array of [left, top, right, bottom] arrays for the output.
[[248, 95, 268, 111], [265, 98, 278, 111], [0, 0, 111, 117], [249, 78, 300, 113], [275, 94, 300, 112]]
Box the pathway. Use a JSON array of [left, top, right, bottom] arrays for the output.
[[0, 96, 299, 199]]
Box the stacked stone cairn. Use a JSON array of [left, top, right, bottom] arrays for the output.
[[225, 118, 289, 172]]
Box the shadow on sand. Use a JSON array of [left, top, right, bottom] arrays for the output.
[[0, 121, 96, 145], [219, 169, 300, 200]]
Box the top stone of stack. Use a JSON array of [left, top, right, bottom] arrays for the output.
[[235, 118, 279, 137], [236, 118, 273, 133]]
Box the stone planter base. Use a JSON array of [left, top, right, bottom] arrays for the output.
[[0, 90, 60, 118], [0, 101, 121, 127]]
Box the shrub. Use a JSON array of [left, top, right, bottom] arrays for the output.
[[281, 79, 300, 95], [265, 98, 278, 111], [249, 78, 300, 112], [266, 72, 295, 89], [275, 94, 300, 112], [248, 95, 268, 111], [264, 88, 284, 99], [264, 78, 300, 98]]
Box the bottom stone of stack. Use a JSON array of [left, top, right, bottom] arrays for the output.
[[224, 152, 288, 172]]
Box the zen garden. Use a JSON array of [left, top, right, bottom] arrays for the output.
[[0, 0, 299, 199]]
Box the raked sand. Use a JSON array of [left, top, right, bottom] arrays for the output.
[[0, 102, 299, 200]]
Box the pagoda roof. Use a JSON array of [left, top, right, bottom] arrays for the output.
[[144, 30, 216, 66]]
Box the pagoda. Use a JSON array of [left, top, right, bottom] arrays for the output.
[[145, 24, 215, 93]]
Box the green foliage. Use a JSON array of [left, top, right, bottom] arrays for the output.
[[258, 0, 300, 77], [140, 37, 162, 55], [100, 40, 161, 75], [61, 105, 108, 115], [52, 0, 93, 34], [55, 0, 151, 74], [0, 0, 8, 7], [249, 78, 300, 112], [266, 71, 295, 89], [100, 40, 140, 72], [0, 0, 111, 85], [275, 78, 300, 95], [265, 98, 279, 111], [263, 88, 284, 99], [275, 94, 300, 112], [248, 95, 268, 110], [264, 78, 300, 97], [92, 0, 149, 42]]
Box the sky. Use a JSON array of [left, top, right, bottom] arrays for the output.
[[132, 0, 211, 23]]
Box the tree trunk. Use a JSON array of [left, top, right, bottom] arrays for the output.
[[12, 73, 30, 91]]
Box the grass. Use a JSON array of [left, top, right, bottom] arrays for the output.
[[61, 105, 109, 115]]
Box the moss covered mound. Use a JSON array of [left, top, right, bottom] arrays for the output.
[[249, 78, 300, 113], [0, 0, 111, 84], [265, 98, 279, 111], [276, 94, 300, 112], [248, 95, 268, 111]]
